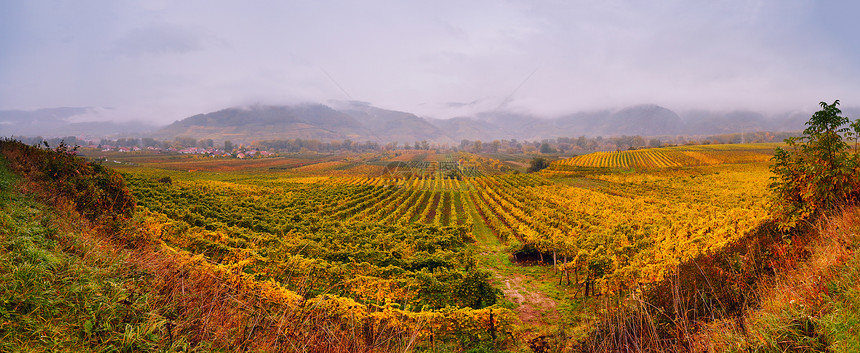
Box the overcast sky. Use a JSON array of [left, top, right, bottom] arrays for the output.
[[1, 0, 859, 123]]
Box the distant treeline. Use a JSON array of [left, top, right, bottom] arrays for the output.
[[458, 130, 798, 154], [251, 139, 382, 153], [9, 130, 798, 155]]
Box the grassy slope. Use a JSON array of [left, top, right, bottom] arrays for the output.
[[0, 158, 197, 351], [704, 208, 860, 352]]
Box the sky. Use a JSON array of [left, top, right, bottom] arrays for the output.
[[1, 0, 859, 124]]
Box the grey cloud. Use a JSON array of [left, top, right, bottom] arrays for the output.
[[1, 0, 859, 124], [110, 23, 207, 57]]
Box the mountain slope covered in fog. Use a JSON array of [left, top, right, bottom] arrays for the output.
[[152, 102, 810, 144], [5, 102, 824, 144], [0, 107, 155, 139]]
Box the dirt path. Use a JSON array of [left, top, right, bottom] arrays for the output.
[[497, 272, 559, 325], [466, 198, 560, 326]]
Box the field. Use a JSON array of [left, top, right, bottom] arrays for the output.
[[548, 143, 779, 170], [71, 144, 772, 348]]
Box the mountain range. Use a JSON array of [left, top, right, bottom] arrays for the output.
[[151, 101, 814, 144], [0, 107, 156, 139], [2, 102, 845, 144]]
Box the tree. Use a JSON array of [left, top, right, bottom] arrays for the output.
[[173, 136, 196, 149], [770, 100, 859, 229], [141, 138, 158, 148], [528, 157, 550, 172], [539, 142, 556, 154], [490, 140, 501, 153], [224, 140, 234, 152]]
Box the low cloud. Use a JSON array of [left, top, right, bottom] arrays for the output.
[[1, 0, 858, 124], [110, 23, 208, 57]]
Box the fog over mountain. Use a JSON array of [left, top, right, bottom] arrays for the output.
[[0, 107, 157, 139], [4, 100, 854, 145], [145, 102, 819, 145]]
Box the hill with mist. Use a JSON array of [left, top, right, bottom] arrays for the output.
[[152, 102, 454, 145], [151, 102, 812, 144], [5, 102, 841, 144], [0, 107, 156, 139]]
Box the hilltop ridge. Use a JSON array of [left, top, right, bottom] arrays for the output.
[[3, 102, 841, 145], [147, 102, 814, 145]]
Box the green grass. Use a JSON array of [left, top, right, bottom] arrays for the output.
[[752, 231, 860, 353], [703, 212, 860, 353], [0, 159, 200, 352], [820, 242, 860, 352], [465, 192, 600, 339]]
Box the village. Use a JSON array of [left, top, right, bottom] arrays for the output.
[[90, 144, 277, 158]]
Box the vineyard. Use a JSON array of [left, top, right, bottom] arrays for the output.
[[98, 149, 514, 181], [115, 173, 522, 350], [549, 143, 780, 171], [125, 173, 481, 297], [471, 164, 770, 293], [69, 142, 780, 349]]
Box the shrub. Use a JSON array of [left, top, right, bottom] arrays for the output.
[[770, 100, 860, 230], [528, 157, 550, 172], [0, 138, 135, 226]]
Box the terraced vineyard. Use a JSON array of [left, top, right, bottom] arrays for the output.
[[549, 143, 779, 171]]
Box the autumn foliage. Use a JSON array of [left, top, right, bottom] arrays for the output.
[[770, 100, 860, 229], [0, 138, 135, 225]]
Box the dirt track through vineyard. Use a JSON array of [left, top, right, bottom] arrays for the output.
[[468, 201, 560, 325]]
